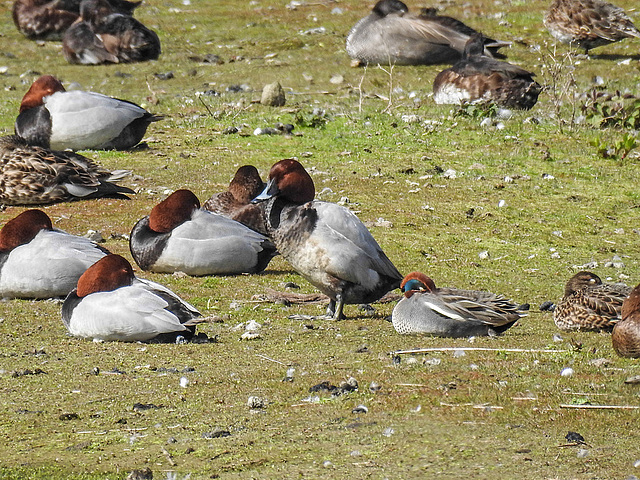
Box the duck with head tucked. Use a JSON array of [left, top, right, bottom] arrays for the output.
[[544, 0, 640, 54], [0, 135, 134, 206], [62, 254, 205, 342], [203, 165, 269, 236], [392, 272, 523, 337], [612, 282, 640, 357], [130, 189, 277, 276], [346, 0, 510, 66], [553, 271, 631, 331], [252, 158, 403, 320], [0, 209, 108, 299], [433, 33, 542, 110], [15, 75, 162, 151]]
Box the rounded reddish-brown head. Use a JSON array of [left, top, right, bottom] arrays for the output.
[[400, 271, 436, 298], [621, 283, 640, 320], [148, 189, 200, 233], [0, 209, 53, 252], [229, 165, 265, 203], [263, 158, 315, 204], [20, 75, 66, 113], [76, 254, 135, 297]]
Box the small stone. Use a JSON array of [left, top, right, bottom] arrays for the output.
[[329, 74, 343, 84], [382, 427, 395, 437], [369, 381, 381, 393], [540, 301, 555, 312], [261, 82, 286, 106], [624, 375, 640, 385], [247, 396, 265, 409], [577, 449, 589, 458], [179, 376, 189, 388], [478, 250, 490, 260], [84, 230, 104, 243], [560, 367, 574, 377], [352, 404, 368, 414], [552, 333, 563, 342], [453, 349, 466, 358]]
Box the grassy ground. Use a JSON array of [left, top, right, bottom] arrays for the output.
[[1, 0, 640, 478]]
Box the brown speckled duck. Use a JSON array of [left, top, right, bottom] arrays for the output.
[[433, 34, 542, 110], [544, 0, 640, 53], [0, 135, 134, 205], [612, 282, 640, 357], [553, 271, 631, 331]]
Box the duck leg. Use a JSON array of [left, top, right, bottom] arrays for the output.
[[288, 296, 346, 321]]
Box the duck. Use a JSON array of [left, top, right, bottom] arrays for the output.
[[391, 271, 523, 337], [612, 282, 640, 357], [553, 271, 631, 331], [130, 189, 277, 276], [0, 135, 134, 206], [203, 165, 269, 235], [62, 0, 161, 64], [0, 209, 108, 299], [15, 75, 162, 151], [12, 0, 140, 41], [346, 0, 510, 66], [433, 33, 542, 110], [62, 254, 205, 342], [251, 158, 403, 320], [544, 0, 640, 53]]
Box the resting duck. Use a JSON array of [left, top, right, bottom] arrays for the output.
[[392, 272, 523, 337], [12, 0, 140, 41], [433, 34, 542, 110], [15, 75, 162, 151], [252, 158, 402, 320], [0, 209, 108, 299], [544, 0, 640, 53], [346, 0, 510, 66], [553, 271, 631, 331], [62, 254, 204, 342], [612, 282, 640, 357], [203, 165, 269, 235], [130, 189, 277, 276], [63, 0, 161, 64], [0, 135, 134, 205]]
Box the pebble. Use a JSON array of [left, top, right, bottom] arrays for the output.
[[179, 376, 189, 388], [247, 396, 266, 409], [84, 230, 104, 243], [382, 427, 395, 437], [560, 367, 574, 377], [478, 250, 490, 260], [352, 405, 368, 414], [261, 82, 285, 106], [577, 449, 589, 458], [540, 301, 556, 312]]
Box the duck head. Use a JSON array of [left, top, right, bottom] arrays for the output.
[[20, 75, 66, 113], [621, 283, 640, 320], [76, 254, 135, 297], [229, 165, 265, 203], [148, 189, 200, 233], [463, 33, 486, 58], [252, 158, 315, 204], [373, 0, 408, 17], [564, 271, 601, 297], [79, 0, 117, 24], [0, 209, 53, 252], [400, 271, 436, 298]]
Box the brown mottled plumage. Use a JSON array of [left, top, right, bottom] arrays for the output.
[[553, 271, 631, 331], [544, 0, 640, 53], [0, 135, 134, 205], [612, 283, 640, 357]]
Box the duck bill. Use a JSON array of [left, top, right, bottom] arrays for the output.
[[251, 178, 279, 203]]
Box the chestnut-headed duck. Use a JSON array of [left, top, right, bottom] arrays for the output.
[[15, 75, 162, 151], [433, 34, 542, 110], [62, 254, 205, 342], [63, 0, 160, 64], [612, 282, 640, 357], [252, 158, 402, 320], [544, 0, 640, 53], [346, 0, 510, 66], [392, 272, 523, 337], [0, 135, 134, 205], [0, 209, 108, 299], [554, 271, 631, 331], [130, 189, 277, 276], [203, 165, 269, 235], [12, 0, 140, 41]]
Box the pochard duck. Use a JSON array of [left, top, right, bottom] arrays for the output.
[[203, 165, 269, 235], [252, 158, 402, 320], [62, 254, 204, 342], [433, 34, 542, 110], [0, 135, 134, 205], [612, 282, 640, 357], [553, 271, 631, 331], [392, 272, 523, 337], [544, 0, 640, 53], [130, 189, 277, 276], [15, 75, 162, 151], [346, 0, 510, 66], [12, 0, 140, 41], [63, 0, 161, 64], [0, 209, 108, 299]]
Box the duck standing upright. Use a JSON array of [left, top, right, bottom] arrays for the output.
[[392, 272, 523, 337], [15, 75, 162, 151], [544, 0, 640, 53], [130, 189, 277, 276], [62, 254, 205, 342], [346, 0, 510, 66], [553, 271, 631, 331], [0, 209, 108, 299], [612, 282, 640, 357], [433, 34, 542, 110], [252, 158, 402, 320]]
